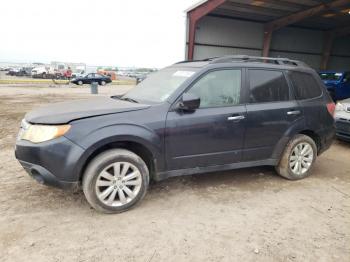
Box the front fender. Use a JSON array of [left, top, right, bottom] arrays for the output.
[[66, 124, 164, 180]]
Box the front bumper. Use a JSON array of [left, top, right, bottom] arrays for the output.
[[15, 136, 85, 189], [18, 160, 79, 189], [335, 119, 350, 141]]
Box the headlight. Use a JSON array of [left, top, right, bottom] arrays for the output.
[[20, 123, 71, 143], [335, 102, 344, 112]]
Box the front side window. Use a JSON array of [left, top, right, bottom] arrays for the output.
[[289, 71, 322, 100], [186, 69, 241, 108], [248, 70, 289, 103]]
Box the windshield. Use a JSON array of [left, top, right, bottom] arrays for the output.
[[122, 67, 198, 103], [319, 72, 343, 81]]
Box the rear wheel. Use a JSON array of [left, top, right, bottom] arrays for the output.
[[275, 134, 317, 180], [100, 80, 106, 86], [77, 80, 83, 85], [82, 149, 149, 213]]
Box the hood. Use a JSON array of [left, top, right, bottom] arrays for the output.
[[25, 97, 150, 124], [339, 98, 350, 105], [323, 79, 340, 86]]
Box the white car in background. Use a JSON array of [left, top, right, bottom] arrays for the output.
[[335, 99, 350, 141]]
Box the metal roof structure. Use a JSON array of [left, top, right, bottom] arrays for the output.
[[186, 0, 350, 30], [186, 0, 350, 69]]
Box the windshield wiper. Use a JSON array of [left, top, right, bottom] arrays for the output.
[[120, 97, 139, 103]]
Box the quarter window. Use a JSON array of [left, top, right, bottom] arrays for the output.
[[248, 70, 289, 103], [289, 71, 322, 100], [187, 69, 241, 108]]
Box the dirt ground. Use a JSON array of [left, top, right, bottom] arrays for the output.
[[0, 84, 349, 262]]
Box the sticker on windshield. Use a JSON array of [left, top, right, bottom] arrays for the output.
[[173, 71, 195, 77]]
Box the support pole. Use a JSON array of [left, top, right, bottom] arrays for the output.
[[186, 0, 226, 60], [188, 16, 197, 61], [262, 27, 273, 57], [320, 31, 335, 71]]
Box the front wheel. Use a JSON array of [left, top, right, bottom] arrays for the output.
[[82, 149, 149, 213], [275, 134, 317, 180], [100, 80, 106, 86], [77, 80, 83, 85]]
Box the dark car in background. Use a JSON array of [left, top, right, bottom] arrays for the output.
[[6, 68, 20, 76], [319, 71, 350, 101], [15, 55, 335, 213], [136, 74, 147, 84], [71, 73, 112, 86], [16, 67, 33, 77]]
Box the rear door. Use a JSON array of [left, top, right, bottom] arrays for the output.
[[165, 68, 246, 170], [287, 70, 331, 134], [243, 69, 303, 161]]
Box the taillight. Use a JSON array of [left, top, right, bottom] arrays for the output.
[[327, 102, 335, 117]]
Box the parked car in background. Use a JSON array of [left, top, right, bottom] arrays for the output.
[[16, 67, 34, 77], [15, 55, 335, 213], [72, 71, 85, 78], [31, 66, 50, 78], [6, 68, 20, 76], [136, 74, 147, 84], [319, 71, 350, 101], [71, 73, 112, 86], [335, 99, 350, 141]]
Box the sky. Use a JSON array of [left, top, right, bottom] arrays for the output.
[[0, 0, 198, 68]]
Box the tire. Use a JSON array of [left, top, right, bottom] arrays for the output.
[[100, 80, 106, 86], [82, 149, 149, 213], [275, 134, 317, 180], [78, 80, 83, 85], [42, 73, 46, 79]]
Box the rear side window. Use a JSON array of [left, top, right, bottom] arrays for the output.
[[289, 71, 322, 100], [248, 70, 289, 103]]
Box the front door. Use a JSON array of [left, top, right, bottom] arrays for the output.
[[165, 69, 246, 170]]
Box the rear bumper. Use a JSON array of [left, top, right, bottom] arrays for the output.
[[317, 126, 336, 155], [335, 119, 350, 142]]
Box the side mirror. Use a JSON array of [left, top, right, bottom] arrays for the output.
[[177, 93, 200, 111]]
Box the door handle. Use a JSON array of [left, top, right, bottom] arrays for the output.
[[287, 110, 301, 115], [227, 115, 245, 121]]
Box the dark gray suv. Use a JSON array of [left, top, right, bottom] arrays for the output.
[[15, 56, 335, 213]]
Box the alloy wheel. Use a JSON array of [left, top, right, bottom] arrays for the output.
[[289, 142, 314, 176], [95, 162, 142, 207]]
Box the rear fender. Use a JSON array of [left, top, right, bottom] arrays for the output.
[[271, 117, 305, 161]]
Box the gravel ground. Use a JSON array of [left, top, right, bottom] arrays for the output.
[[0, 85, 349, 262]]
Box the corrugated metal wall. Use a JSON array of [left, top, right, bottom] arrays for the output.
[[188, 16, 350, 70]]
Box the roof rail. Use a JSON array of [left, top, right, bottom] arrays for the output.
[[208, 55, 308, 67], [175, 57, 219, 64]]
